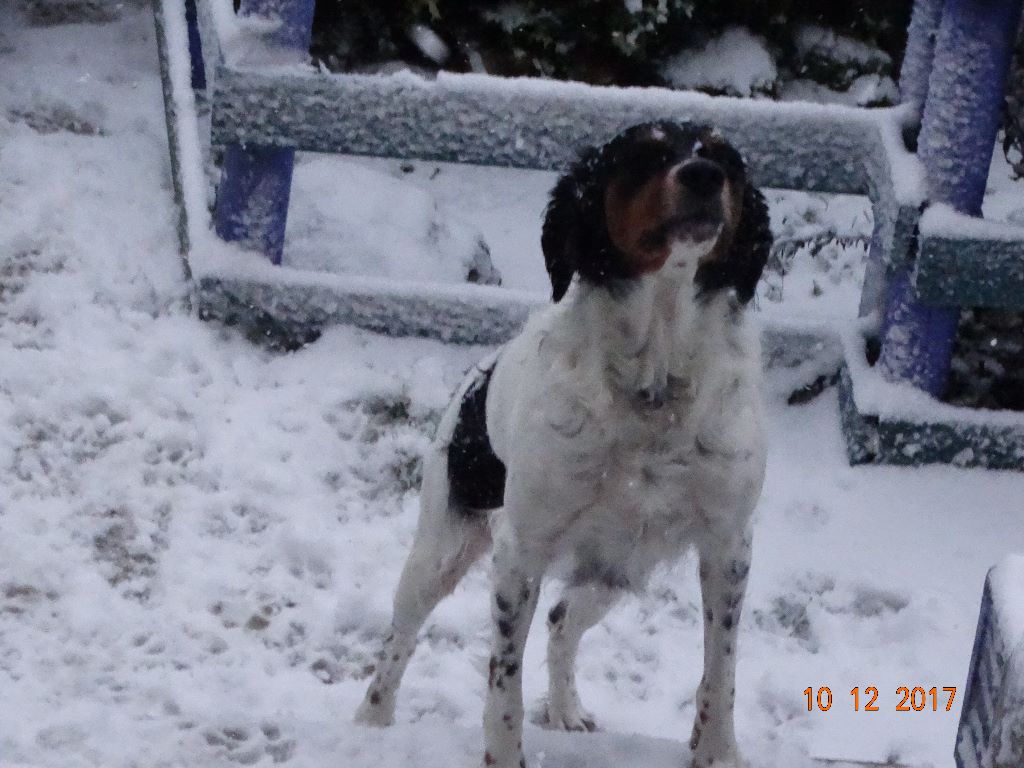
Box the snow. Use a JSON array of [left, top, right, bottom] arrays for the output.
[[408, 24, 450, 66], [920, 204, 1024, 242], [660, 28, 777, 97], [843, 327, 1024, 428], [285, 157, 501, 286], [4, 6, 1024, 768], [875, 105, 928, 207]]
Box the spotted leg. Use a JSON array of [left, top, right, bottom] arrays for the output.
[[482, 533, 542, 768], [690, 528, 753, 768], [544, 582, 620, 732]]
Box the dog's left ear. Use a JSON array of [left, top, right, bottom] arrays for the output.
[[698, 183, 772, 304], [542, 148, 597, 302]]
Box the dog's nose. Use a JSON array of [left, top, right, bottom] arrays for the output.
[[676, 159, 724, 196]]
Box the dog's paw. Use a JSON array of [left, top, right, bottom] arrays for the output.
[[353, 694, 395, 728], [539, 700, 597, 733], [482, 750, 527, 768], [690, 751, 748, 768]]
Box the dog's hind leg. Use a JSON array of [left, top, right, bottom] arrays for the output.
[[543, 582, 619, 732], [355, 443, 490, 727]]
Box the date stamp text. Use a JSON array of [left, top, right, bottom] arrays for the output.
[[804, 686, 958, 712]]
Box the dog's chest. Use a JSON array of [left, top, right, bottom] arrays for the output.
[[544, 371, 702, 524]]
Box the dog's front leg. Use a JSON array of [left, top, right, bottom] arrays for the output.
[[482, 533, 542, 768], [690, 527, 753, 768]]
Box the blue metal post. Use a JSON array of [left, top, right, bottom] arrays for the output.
[[213, 0, 316, 265], [877, 0, 1024, 395], [184, 0, 206, 90]]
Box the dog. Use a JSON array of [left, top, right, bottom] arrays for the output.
[[354, 121, 772, 768]]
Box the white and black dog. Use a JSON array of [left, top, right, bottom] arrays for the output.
[[355, 122, 772, 768]]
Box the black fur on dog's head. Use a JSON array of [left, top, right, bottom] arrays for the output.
[[541, 121, 772, 304]]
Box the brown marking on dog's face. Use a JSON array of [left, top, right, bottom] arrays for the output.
[[605, 167, 677, 273], [603, 126, 747, 278]]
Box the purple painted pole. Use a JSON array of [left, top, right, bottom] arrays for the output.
[[184, 0, 205, 90], [877, 0, 1024, 395], [213, 0, 316, 265]]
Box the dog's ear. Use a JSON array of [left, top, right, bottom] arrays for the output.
[[698, 183, 772, 304], [542, 148, 597, 302], [728, 183, 772, 303]]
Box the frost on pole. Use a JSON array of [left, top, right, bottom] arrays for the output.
[[877, 0, 1024, 396], [898, 0, 944, 112], [918, 1, 1022, 215]]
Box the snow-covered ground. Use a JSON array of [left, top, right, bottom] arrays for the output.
[[2, 6, 1024, 768]]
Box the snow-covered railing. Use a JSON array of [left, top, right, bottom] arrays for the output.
[[179, 0, 931, 326], [211, 69, 878, 194], [157, 0, 1024, 472], [182, 0, 1024, 325]]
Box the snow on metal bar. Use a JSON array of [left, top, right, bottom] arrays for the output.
[[209, 66, 877, 194], [838, 366, 1024, 470], [955, 557, 1024, 768], [193, 258, 541, 346], [858, 109, 925, 317], [914, 205, 1024, 310]]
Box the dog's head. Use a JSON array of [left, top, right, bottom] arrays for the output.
[[542, 122, 771, 303]]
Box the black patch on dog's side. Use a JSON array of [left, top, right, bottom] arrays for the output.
[[447, 361, 506, 513]]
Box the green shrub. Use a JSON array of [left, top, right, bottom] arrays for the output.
[[310, 0, 912, 90]]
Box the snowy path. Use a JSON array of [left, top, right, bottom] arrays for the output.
[[2, 6, 1024, 768]]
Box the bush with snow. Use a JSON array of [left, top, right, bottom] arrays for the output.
[[659, 27, 777, 97]]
